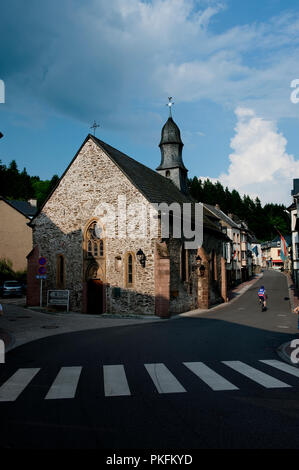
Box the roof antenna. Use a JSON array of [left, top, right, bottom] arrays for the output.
[[90, 121, 100, 136], [166, 97, 174, 118]]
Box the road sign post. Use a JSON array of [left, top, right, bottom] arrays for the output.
[[38, 257, 47, 307]]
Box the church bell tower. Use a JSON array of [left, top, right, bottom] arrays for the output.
[[156, 98, 188, 194]]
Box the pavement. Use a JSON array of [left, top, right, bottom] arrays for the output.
[[0, 300, 162, 352], [1, 269, 299, 449], [0, 274, 262, 353], [0, 271, 297, 368]]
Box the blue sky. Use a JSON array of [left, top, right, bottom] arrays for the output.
[[1, 0, 299, 204]]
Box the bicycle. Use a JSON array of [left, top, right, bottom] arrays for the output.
[[258, 295, 267, 311]]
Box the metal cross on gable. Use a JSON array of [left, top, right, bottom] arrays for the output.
[[166, 97, 174, 117], [90, 120, 100, 136]]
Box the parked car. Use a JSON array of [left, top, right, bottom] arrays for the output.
[[1, 280, 23, 297]]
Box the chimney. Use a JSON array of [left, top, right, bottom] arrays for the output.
[[28, 199, 37, 207]]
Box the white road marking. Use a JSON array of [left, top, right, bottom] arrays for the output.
[[0, 368, 40, 402], [222, 361, 291, 388], [183, 362, 238, 391], [277, 325, 290, 329], [103, 365, 131, 397], [260, 360, 299, 377], [45, 367, 82, 400], [145, 363, 186, 394]]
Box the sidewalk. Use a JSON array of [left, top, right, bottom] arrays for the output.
[[276, 273, 299, 367], [0, 301, 162, 352]]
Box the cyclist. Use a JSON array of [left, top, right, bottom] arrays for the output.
[[258, 286, 267, 310]]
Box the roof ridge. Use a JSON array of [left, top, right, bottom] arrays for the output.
[[91, 135, 183, 186]]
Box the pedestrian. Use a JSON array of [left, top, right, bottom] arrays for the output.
[[0, 303, 3, 316], [294, 305, 299, 314]]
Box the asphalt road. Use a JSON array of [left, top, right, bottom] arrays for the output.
[[1, 270, 299, 449]]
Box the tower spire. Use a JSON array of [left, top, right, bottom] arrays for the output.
[[156, 98, 188, 194]]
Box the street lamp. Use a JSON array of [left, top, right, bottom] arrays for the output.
[[192, 255, 206, 277], [136, 249, 146, 268]]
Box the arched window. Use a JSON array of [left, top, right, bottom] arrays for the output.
[[99, 240, 104, 257], [56, 254, 65, 288], [166, 170, 171, 178], [125, 252, 135, 288], [85, 220, 105, 258]]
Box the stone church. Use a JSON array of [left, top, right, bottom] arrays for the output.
[[27, 113, 228, 317]]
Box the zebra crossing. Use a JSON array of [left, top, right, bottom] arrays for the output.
[[0, 359, 298, 402]]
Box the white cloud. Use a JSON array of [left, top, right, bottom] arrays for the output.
[[219, 107, 299, 204], [199, 176, 220, 184], [3, 0, 299, 127]]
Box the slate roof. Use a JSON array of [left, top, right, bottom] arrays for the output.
[[203, 203, 240, 229], [92, 136, 225, 237], [0, 197, 37, 218], [93, 136, 190, 206], [31, 134, 226, 238], [261, 234, 291, 248]]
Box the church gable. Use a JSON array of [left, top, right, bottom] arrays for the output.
[[33, 136, 151, 234]]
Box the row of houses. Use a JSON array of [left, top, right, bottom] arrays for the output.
[[203, 204, 262, 288], [261, 178, 299, 285], [288, 179, 299, 288], [261, 235, 292, 271]]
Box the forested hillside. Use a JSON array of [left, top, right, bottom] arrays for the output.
[[0, 160, 290, 242], [188, 177, 289, 242], [0, 160, 59, 207]]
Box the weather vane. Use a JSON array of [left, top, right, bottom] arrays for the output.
[[166, 97, 174, 117], [90, 120, 100, 136]]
